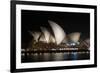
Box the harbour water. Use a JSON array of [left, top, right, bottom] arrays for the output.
[[21, 52, 90, 63]]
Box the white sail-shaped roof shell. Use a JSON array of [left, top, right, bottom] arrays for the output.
[[40, 27, 51, 43], [30, 31, 41, 42], [39, 34, 47, 43], [68, 32, 81, 43], [49, 34, 56, 43], [48, 20, 66, 45]]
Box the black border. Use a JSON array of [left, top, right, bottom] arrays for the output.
[[10, 0, 97, 72]]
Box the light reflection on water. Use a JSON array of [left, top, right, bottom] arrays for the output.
[[21, 52, 90, 63]]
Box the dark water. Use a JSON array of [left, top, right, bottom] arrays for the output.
[[21, 52, 90, 63]]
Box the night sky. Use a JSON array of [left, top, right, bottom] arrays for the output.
[[21, 10, 90, 47]]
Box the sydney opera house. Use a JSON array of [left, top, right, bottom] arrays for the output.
[[21, 20, 90, 53]]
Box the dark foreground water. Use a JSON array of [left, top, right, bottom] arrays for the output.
[[21, 52, 90, 63]]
